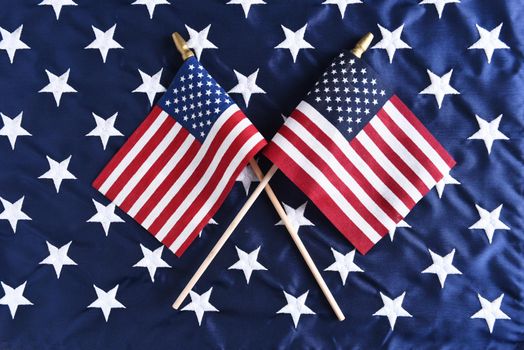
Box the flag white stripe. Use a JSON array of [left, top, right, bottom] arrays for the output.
[[357, 130, 423, 202], [285, 117, 397, 230], [98, 111, 169, 194], [296, 102, 410, 216], [169, 133, 264, 253], [141, 105, 238, 228], [127, 134, 195, 216], [273, 133, 382, 243], [154, 117, 252, 239], [383, 100, 451, 175], [370, 117, 435, 188], [113, 123, 182, 206]]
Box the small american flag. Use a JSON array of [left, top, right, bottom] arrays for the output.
[[93, 57, 266, 256], [264, 51, 456, 254]]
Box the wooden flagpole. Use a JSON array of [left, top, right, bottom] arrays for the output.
[[171, 33, 374, 319]]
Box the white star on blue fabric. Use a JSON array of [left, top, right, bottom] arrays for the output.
[[86, 112, 123, 150], [0, 25, 30, 64], [0, 112, 31, 150], [419, 69, 459, 109], [322, 0, 362, 18], [132, 0, 170, 19], [324, 248, 363, 285], [471, 293, 511, 333], [227, 0, 266, 18], [419, 0, 459, 19], [228, 246, 267, 284], [0, 281, 33, 319], [228, 69, 266, 107], [468, 23, 509, 64], [422, 248, 462, 288], [388, 220, 411, 241], [39, 241, 77, 279], [39, 0, 77, 20], [38, 155, 77, 193], [236, 164, 259, 195], [133, 244, 171, 282], [85, 24, 123, 63], [469, 204, 510, 244], [372, 24, 411, 63], [275, 24, 314, 63], [133, 68, 166, 106], [185, 24, 218, 60], [373, 292, 412, 330], [0, 196, 31, 234], [88, 285, 126, 322], [435, 172, 460, 198], [275, 202, 314, 231], [276, 290, 315, 328], [181, 288, 219, 326], [39, 69, 77, 107], [87, 199, 124, 236], [468, 114, 508, 154]]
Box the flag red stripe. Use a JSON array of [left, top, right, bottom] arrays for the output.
[[292, 109, 403, 223], [104, 116, 175, 200], [390, 95, 456, 168], [264, 142, 375, 254], [119, 127, 190, 212], [93, 106, 163, 189]]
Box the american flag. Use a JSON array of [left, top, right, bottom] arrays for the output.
[[264, 52, 456, 254], [93, 56, 266, 256]]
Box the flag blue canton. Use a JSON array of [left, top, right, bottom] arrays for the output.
[[158, 57, 234, 142], [304, 51, 390, 138]]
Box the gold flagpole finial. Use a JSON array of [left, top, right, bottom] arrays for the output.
[[350, 32, 374, 58], [172, 32, 194, 61]]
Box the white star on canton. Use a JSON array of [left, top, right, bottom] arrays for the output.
[[277, 290, 315, 328], [86, 112, 123, 150], [0, 196, 31, 234], [469, 204, 510, 244], [322, 0, 362, 18], [471, 293, 511, 333], [133, 68, 166, 106], [227, 0, 266, 18], [87, 285, 126, 322], [324, 248, 363, 286], [275, 24, 314, 63], [419, 69, 459, 109], [39, 0, 77, 20], [0, 281, 33, 319], [236, 164, 259, 195], [419, 0, 459, 19], [185, 24, 218, 60], [198, 218, 218, 238], [181, 288, 219, 326], [435, 172, 460, 198], [372, 24, 411, 63], [0, 25, 30, 64], [87, 199, 124, 236], [85, 24, 123, 63], [275, 202, 314, 231], [39, 69, 77, 107], [132, 0, 170, 19], [39, 241, 77, 279], [228, 246, 267, 284], [228, 69, 266, 107], [373, 292, 412, 330], [467, 114, 508, 154], [388, 220, 411, 241], [133, 244, 171, 282], [38, 155, 77, 193], [422, 249, 462, 288], [0, 112, 31, 150], [468, 23, 509, 64]]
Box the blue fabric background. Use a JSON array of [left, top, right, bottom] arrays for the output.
[[0, 0, 522, 348]]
